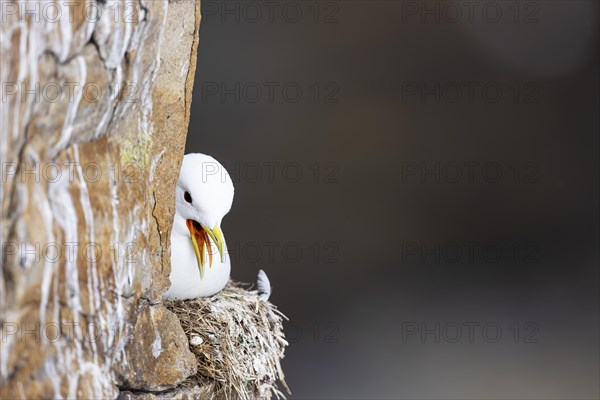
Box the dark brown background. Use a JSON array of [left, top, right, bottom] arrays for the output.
[[186, 1, 599, 398]]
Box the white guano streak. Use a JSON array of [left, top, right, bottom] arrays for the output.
[[49, 162, 83, 399], [52, 56, 86, 156]]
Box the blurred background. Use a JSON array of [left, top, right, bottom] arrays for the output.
[[186, 1, 599, 398]]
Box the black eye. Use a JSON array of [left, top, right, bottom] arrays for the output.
[[184, 191, 192, 203]]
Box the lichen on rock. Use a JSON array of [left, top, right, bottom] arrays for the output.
[[120, 132, 154, 173]]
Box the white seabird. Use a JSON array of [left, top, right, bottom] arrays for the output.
[[164, 153, 234, 300]]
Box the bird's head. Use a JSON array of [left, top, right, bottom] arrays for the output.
[[174, 153, 234, 277]]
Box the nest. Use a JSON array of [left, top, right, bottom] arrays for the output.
[[164, 281, 290, 400]]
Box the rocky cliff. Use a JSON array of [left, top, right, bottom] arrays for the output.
[[0, 0, 201, 397]]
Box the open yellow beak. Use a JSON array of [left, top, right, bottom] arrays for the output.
[[186, 220, 226, 279]]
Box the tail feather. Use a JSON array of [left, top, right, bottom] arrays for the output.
[[257, 269, 271, 301]]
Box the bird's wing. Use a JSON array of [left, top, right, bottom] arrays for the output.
[[257, 269, 271, 301]]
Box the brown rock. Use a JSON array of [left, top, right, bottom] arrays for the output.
[[114, 305, 197, 391], [0, 0, 202, 397]]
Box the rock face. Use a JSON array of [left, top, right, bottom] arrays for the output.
[[0, 0, 201, 398], [113, 305, 197, 392]]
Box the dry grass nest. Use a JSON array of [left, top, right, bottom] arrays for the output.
[[164, 281, 290, 399]]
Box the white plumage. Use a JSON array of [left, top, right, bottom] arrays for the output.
[[164, 153, 234, 300], [256, 269, 272, 301]]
